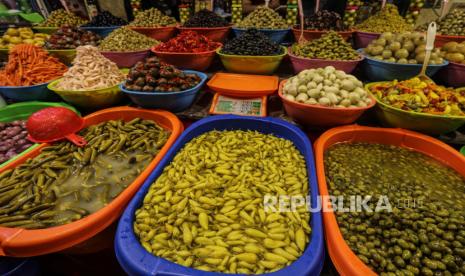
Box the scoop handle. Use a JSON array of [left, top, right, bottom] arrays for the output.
[[421, 22, 437, 76], [315, 0, 320, 13], [298, 0, 305, 42], [65, 133, 87, 147]]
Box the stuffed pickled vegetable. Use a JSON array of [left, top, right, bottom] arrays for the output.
[[369, 78, 465, 116]]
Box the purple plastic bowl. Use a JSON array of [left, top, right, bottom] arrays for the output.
[[354, 31, 380, 49], [438, 62, 465, 87], [100, 49, 150, 68], [288, 48, 364, 74]]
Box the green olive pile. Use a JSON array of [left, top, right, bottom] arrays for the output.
[[436, 9, 465, 36], [440, 41, 465, 64], [291, 32, 359, 61], [129, 8, 177, 27], [355, 4, 413, 33], [236, 6, 288, 30], [99, 27, 160, 52], [325, 143, 465, 275], [38, 9, 88, 27], [364, 32, 444, 64]]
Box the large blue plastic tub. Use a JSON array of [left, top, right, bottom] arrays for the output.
[[358, 49, 449, 81], [0, 82, 58, 102], [80, 26, 120, 37], [120, 70, 207, 112], [232, 27, 290, 44], [115, 115, 325, 276]]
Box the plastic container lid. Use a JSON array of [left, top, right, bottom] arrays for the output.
[[207, 73, 279, 98]]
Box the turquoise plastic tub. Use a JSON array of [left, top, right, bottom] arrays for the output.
[[0, 101, 79, 168], [115, 115, 325, 276]]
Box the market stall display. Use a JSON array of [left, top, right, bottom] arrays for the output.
[[233, 6, 290, 43], [324, 139, 465, 275], [289, 32, 362, 73], [128, 8, 178, 41], [178, 9, 231, 42], [115, 115, 324, 276], [99, 27, 159, 67], [315, 125, 465, 276], [152, 31, 221, 71], [121, 56, 207, 111], [218, 28, 286, 75], [48, 46, 125, 109], [354, 4, 413, 49], [366, 78, 465, 134], [0, 28, 49, 49], [279, 66, 374, 126], [292, 10, 352, 41]]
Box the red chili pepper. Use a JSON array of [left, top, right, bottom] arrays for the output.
[[154, 31, 221, 53]]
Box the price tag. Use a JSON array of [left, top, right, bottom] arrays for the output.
[[209, 94, 267, 117]]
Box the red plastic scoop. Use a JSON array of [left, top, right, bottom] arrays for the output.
[[27, 107, 87, 147]]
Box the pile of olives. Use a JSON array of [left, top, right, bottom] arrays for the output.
[[45, 26, 101, 50], [183, 9, 229, 27], [0, 28, 48, 49], [364, 32, 444, 64], [292, 32, 360, 61], [355, 4, 413, 34], [129, 8, 177, 27], [236, 6, 288, 30], [303, 10, 347, 31], [99, 27, 159, 52], [220, 28, 283, 56], [38, 9, 88, 27], [81, 11, 127, 27], [436, 9, 465, 36], [440, 41, 465, 64]]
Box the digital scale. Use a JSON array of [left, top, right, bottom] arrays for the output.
[[206, 73, 279, 117]]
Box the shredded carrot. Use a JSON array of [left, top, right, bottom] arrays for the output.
[[0, 44, 67, 86]]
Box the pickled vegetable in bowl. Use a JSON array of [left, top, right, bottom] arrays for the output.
[[369, 77, 465, 116]]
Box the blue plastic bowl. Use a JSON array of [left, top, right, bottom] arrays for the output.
[[232, 27, 290, 44], [358, 49, 449, 81], [0, 82, 58, 102], [80, 26, 121, 37], [120, 70, 207, 112], [115, 114, 325, 276], [0, 257, 39, 276]]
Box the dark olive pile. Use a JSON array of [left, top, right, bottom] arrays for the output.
[[220, 28, 282, 56], [0, 120, 32, 164], [81, 11, 127, 27], [125, 56, 201, 92], [45, 26, 101, 49], [303, 10, 346, 31], [325, 143, 465, 275], [183, 9, 229, 27]]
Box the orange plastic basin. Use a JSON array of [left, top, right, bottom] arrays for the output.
[[314, 125, 465, 276], [0, 106, 183, 257]]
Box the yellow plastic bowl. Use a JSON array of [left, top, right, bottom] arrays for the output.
[[46, 49, 76, 65], [217, 46, 287, 75], [47, 73, 127, 110], [365, 82, 465, 135]]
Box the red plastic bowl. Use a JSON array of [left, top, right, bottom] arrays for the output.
[[278, 80, 376, 127], [100, 49, 150, 68], [128, 26, 177, 42], [434, 34, 465, 47], [288, 48, 363, 74], [177, 25, 231, 42], [151, 45, 221, 71], [291, 27, 353, 41], [438, 61, 465, 87], [354, 31, 380, 49]]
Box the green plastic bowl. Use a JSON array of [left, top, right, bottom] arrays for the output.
[[217, 46, 287, 75], [46, 49, 76, 65], [48, 72, 127, 110], [33, 26, 59, 34], [365, 82, 465, 135], [0, 101, 79, 168]]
